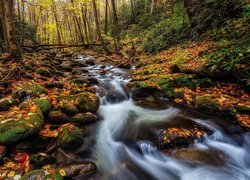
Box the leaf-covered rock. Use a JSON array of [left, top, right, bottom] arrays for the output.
[[56, 92, 100, 113]]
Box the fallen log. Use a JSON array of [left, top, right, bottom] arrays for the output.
[[22, 43, 103, 49]]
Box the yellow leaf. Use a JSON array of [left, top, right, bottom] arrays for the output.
[[7, 171, 15, 177]]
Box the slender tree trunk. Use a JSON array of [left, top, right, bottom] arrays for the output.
[[51, 0, 62, 44], [81, 4, 90, 43], [110, 0, 120, 51], [0, 0, 22, 59], [104, 0, 109, 35], [92, 0, 111, 55]]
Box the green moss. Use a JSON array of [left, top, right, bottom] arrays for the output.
[[21, 168, 63, 180], [0, 110, 44, 144], [57, 124, 83, 149], [19, 98, 51, 115]]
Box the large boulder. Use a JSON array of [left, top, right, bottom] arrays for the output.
[[56, 124, 83, 150], [0, 106, 44, 144], [19, 98, 52, 115], [56, 92, 100, 113], [13, 83, 47, 101], [0, 98, 18, 111]]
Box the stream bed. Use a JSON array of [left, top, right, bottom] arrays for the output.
[[74, 55, 250, 180]]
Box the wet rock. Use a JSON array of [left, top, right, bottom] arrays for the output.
[[193, 95, 236, 120], [106, 89, 128, 103], [45, 81, 64, 89], [71, 113, 98, 125], [132, 86, 159, 99], [37, 67, 52, 77], [57, 92, 100, 113], [56, 124, 83, 150], [16, 135, 47, 152], [54, 103, 79, 116], [0, 108, 44, 144], [30, 153, 55, 166], [13, 83, 47, 101], [19, 98, 52, 115], [0, 145, 7, 163], [59, 162, 96, 178], [85, 59, 95, 65], [0, 98, 18, 111], [171, 149, 224, 166], [49, 111, 70, 124], [21, 168, 63, 180]]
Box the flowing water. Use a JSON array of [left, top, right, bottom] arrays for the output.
[[77, 56, 250, 180]]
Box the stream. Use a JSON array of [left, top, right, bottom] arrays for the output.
[[75, 55, 250, 180]]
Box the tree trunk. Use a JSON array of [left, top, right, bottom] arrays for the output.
[[0, 0, 22, 59], [92, 0, 111, 55], [110, 0, 120, 51], [104, 0, 109, 35]]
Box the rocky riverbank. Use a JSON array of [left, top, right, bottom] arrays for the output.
[[0, 51, 101, 179]]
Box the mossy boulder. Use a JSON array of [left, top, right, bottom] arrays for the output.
[[21, 168, 63, 180], [37, 67, 52, 77], [54, 103, 79, 116], [19, 98, 52, 115], [0, 98, 18, 111], [193, 95, 236, 120], [71, 113, 98, 124], [13, 83, 47, 100], [56, 92, 100, 113], [0, 108, 44, 144], [49, 111, 70, 124], [57, 124, 83, 149]]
